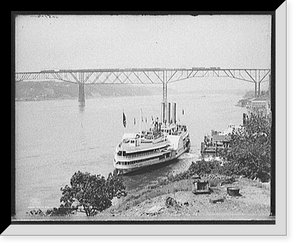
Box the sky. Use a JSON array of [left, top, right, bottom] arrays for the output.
[[15, 14, 271, 92]]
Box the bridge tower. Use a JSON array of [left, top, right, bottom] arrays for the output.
[[162, 70, 167, 123], [78, 83, 85, 106], [254, 71, 260, 98], [78, 72, 85, 106], [251, 71, 264, 98]]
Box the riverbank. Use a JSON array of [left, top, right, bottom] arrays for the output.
[[92, 173, 271, 220], [236, 90, 270, 107], [22, 166, 272, 221]]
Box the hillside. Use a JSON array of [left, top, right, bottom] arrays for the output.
[[101, 176, 271, 220], [15, 81, 176, 101]]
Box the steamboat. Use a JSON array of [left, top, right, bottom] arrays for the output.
[[113, 102, 190, 174]]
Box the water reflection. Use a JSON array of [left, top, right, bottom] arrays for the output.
[[78, 104, 85, 113]]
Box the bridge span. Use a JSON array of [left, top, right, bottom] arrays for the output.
[[15, 67, 271, 106]]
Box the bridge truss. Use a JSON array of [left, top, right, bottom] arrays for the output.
[[15, 68, 271, 106]]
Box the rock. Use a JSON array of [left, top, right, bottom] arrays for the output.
[[165, 196, 177, 208], [165, 196, 182, 211], [209, 196, 225, 204], [145, 205, 164, 216]]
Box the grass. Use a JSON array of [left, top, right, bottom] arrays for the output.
[[111, 178, 192, 213], [108, 159, 271, 216]]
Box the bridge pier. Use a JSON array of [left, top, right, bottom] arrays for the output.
[[163, 70, 167, 103], [162, 70, 168, 123], [254, 81, 261, 98], [78, 82, 85, 106], [254, 82, 258, 98]]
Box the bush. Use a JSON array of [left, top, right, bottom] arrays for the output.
[[223, 112, 271, 182], [27, 205, 75, 217], [167, 171, 190, 182], [60, 170, 126, 216], [45, 205, 75, 216], [188, 160, 221, 176], [28, 170, 126, 217]]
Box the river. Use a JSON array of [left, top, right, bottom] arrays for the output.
[[15, 92, 246, 218]]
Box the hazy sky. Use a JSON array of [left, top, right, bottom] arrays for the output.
[[15, 14, 271, 92], [15, 14, 271, 72]]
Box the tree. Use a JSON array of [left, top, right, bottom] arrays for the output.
[[224, 112, 272, 182], [60, 170, 126, 216]]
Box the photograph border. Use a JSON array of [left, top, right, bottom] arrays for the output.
[[4, 5, 288, 235]]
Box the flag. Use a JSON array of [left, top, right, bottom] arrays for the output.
[[123, 112, 126, 128]]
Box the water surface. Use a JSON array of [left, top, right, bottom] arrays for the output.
[[15, 92, 245, 218]]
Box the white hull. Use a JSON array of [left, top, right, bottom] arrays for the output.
[[114, 144, 190, 174]]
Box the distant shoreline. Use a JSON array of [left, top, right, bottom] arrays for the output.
[[15, 93, 164, 102], [15, 80, 177, 102], [15, 79, 253, 103]]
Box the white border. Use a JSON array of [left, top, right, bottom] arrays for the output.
[[274, 0, 287, 236], [4, 5, 287, 236]]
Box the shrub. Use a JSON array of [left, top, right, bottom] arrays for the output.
[[59, 170, 126, 216], [188, 160, 221, 176], [223, 112, 272, 182]]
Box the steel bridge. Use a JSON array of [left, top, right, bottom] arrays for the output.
[[15, 67, 271, 106]]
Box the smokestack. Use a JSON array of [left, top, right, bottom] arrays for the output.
[[167, 102, 171, 124], [172, 102, 177, 124]]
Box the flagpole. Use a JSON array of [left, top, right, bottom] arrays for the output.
[[123, 108, 125, 132], [122, 109, 126, 154]]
